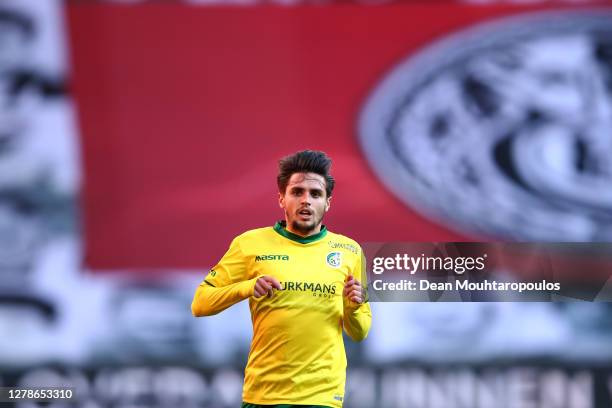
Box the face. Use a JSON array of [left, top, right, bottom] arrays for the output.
[[279, 172, 331, 236]]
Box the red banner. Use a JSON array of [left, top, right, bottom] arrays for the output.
[[67, 3, 611, 270]]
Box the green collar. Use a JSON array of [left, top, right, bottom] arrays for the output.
[[273, 221, 328, 244]]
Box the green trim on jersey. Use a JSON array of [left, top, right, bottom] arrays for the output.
[[242, 403, 332, 408], [273, 221, 328, 244]]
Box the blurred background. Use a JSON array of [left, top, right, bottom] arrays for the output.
[[1, 0, 612, 406]]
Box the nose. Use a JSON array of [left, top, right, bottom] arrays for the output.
[[301, 192, 313, 205]]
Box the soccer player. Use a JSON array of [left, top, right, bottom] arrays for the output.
[[192, 150, 372, 408]]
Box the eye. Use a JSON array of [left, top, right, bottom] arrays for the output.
[[311, 191, 321, 198]]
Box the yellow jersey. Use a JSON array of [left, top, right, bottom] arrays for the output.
[[192, 221, 372, 407]]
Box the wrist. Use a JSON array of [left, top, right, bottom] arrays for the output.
[[343, 298, 362, 311], [238, 277, 258, 298]]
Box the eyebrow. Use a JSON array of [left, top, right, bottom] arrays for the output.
[[289, 186, 324, 193]]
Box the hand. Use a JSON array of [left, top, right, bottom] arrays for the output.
[[343, 274, 364, 305], [253, 276, 282, 298]]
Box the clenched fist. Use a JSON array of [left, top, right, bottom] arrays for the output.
[[343, 274, 364, 304], [254, 276, 282, 298]]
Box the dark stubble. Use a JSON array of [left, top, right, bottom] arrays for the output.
[[290, 212, 324, 236]]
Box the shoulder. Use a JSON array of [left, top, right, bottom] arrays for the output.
[[231, 226, 276, 246]]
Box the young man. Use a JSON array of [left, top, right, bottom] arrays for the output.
[[192, 150, 371, 408]]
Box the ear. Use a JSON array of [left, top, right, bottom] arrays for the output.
[[325, 196, 331, 212], [278, 192, 285, 209]]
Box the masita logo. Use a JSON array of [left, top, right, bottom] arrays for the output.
[[359, 11, 612, 241], [255, 254, 289, 261]]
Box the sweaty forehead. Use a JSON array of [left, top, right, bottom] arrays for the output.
[[287, 173, 326, 189]]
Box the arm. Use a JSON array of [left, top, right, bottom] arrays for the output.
[[342, 248, 372, 341], [191, 236, 251, 317], [191, 278, 257, 317], [192, 275, 282, 317], [343, 301, 372, 342]]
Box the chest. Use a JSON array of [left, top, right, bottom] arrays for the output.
[[251, 245, 349, 278], [247, 245, 353, 303]]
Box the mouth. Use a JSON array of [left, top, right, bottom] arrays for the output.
[[297, 208, 313, 219]]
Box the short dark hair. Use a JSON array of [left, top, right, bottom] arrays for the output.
[[277, 150, 335, 197]]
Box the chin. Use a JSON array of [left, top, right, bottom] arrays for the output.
[[291, 221, 316, 234]]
